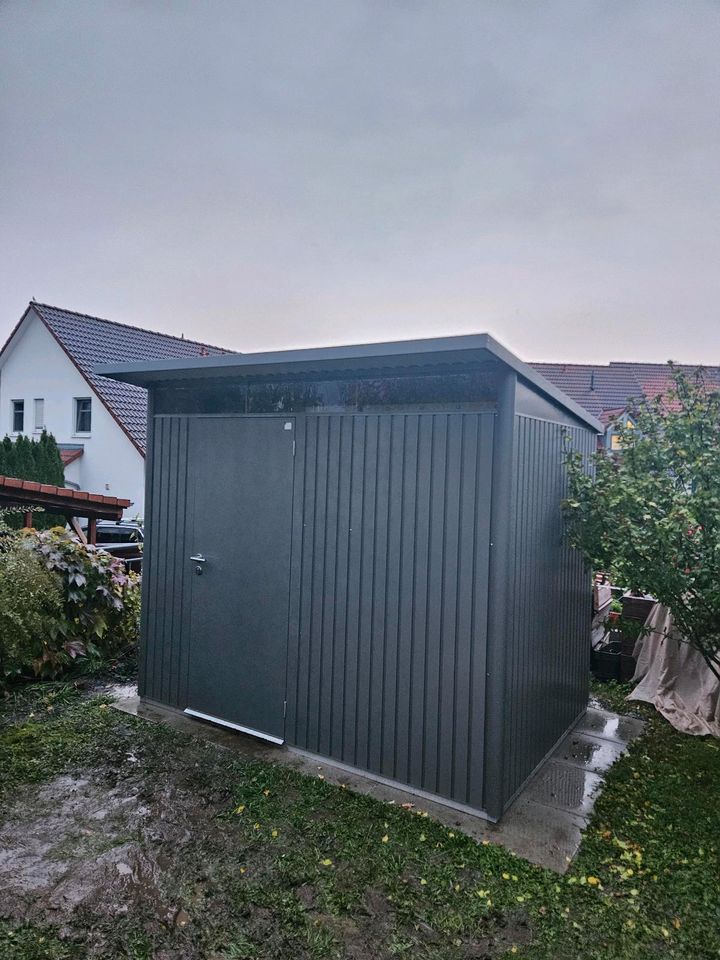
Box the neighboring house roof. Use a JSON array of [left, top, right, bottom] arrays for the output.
[[0, 302, 235, 454], [531, 361, 720, 424]]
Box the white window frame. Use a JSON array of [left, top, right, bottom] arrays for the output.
[[34, 398, 45, 433], [73, 397, 92, 435], [11, 399, 24, 434]]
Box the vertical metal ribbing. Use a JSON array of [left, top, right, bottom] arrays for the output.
[[501, 418, 596, 804], [483, 371, 517, 819], [290, 411, 494, 809], [140, 411, 193, 708]]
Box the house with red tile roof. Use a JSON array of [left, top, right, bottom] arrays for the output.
[[0, 302, 233, 516], [531, 361, 720, 447]]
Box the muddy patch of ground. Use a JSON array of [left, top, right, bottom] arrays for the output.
[[0, 762, 246, 957], [1, 773, 186, 923], [0, 698, 527, 959]]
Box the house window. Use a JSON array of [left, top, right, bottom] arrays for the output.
[[74, 397, 92, 433], [34, 398, 45, 432], [12, 400, 24, 433]]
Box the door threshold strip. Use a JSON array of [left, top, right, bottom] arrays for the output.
[[184, 708, 284, 745]]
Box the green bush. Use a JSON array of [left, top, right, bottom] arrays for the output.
[[0, 538, 64, 678], [0, 525, 140, 680]]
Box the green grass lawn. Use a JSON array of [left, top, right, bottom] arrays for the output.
[[0, 679, 718, 960]]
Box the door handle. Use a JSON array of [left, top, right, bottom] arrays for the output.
[[190, 554, 206, 563]]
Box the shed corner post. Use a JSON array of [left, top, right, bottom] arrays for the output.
[[483, 368, 517, 820], [137, 385, 156, 701]]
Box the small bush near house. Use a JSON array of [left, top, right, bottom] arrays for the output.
[[0, 523, 140, 681]]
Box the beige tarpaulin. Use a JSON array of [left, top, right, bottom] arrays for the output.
[[627, 603, 720, 738]]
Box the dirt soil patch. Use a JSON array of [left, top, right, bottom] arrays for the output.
[[0, 696, 517, 959]]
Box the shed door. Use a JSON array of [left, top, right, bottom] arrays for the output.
[[185, 416, 295, 742]]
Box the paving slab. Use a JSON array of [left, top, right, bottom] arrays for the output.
[[113, 693, 643, 874], [581, 706, 645, 744], [520, 759, 604, 817], [553, 730, 627, 775]]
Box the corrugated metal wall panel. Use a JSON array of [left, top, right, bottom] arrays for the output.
[[140, 415, 190, 707], [287, 412, 494, 809], [503, 416, 595, 802]]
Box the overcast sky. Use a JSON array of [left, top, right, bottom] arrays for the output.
[[1, 1, 718, 363]]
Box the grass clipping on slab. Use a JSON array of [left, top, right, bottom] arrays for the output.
[[0, 682, 718, 960]]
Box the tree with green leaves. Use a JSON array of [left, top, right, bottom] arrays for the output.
[[564, 365, 720, 681]]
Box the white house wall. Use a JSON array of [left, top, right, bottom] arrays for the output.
[[0, 311, 145, 516]]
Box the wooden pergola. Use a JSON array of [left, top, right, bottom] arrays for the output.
[[0, 475, 131, 544]]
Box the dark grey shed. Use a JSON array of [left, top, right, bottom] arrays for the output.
[[99, 334, 600, 821]]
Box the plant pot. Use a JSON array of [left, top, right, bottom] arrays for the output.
[[591, 638, 621, 681], [620, 653, 636, 682], [621, 593, 655, 622], [620, 634, 637, 657]]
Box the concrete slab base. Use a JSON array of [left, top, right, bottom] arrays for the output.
[[112, 692, 643, 874]]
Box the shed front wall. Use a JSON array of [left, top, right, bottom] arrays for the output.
[[139, 408, 496, 812], [139, 414, 192, 707], [286, 412, 495, 810], [502, 416, 596, 805]]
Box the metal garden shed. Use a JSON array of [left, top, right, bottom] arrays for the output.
[[100, 334, 600, 821]]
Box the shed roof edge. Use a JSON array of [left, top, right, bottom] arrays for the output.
[[96, 332, 602, 433]]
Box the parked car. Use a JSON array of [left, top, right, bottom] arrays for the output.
[[80, 519, 143, 572]]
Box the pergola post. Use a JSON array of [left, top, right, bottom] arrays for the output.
[[23, 511, 33, 529], [87, 517, 97, 545]]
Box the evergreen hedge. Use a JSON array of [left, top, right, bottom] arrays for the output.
[[0, 431, 66, 528]]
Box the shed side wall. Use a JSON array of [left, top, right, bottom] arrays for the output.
[[503, 416, 595, 804], [286, 411, 495, 809]]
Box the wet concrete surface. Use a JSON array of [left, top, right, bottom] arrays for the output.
[[114, 695, 644, 873]]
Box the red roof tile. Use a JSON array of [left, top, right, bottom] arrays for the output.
[[531, 361, 720, 422], [59, 447, 83, 467], [0, 475, 131, 510]]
